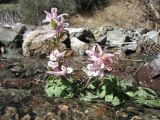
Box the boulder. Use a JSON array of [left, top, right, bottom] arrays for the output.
[[106, 29, 130, 47], [0, 27, 18, 46], [93, 26, 113, 40], [22, 30, 54, 57], [67, 27, 95, 43], [135, 58, 160, 90], [145, 30, 160, 43], [70, 37, 89, 56]]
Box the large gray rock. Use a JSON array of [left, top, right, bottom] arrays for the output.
[[93, 26, 113, 40], [106, 29, 130, 47], [0, 27, 18, 46], [70, 37, 89, 56], [145, 31, 160, 43], [67, 27, 95, 43], [22, 30, 54, 57]]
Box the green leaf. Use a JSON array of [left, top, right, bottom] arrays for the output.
[[60, 85, 67, 90], [144, 99, 160, 108], [102, 85, 106, 90], [135, 97, 145, 104], [88, 83, 95, 89], [105, 94, 114, 102], [51, 20, 57, 28], [143, 88, 157, 96], [45, 86, 55, 97], [135, 89, 148, 98], [126, 91, 135, 97], [99, 90, 106, 98], [112, 96, 120, 106], [54, 87, 62, 97]]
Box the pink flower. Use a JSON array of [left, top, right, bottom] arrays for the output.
[[47, 65, 73, 76], [47, 49, 73, 76], [43, 8, 69, 38], [87, 62, 104, 78], [86, 44, 115, 78], [86, 44, 115, 71], [42, 8, 68, 23], [47, 65, 67, 76], [48, 61, 59, 69]]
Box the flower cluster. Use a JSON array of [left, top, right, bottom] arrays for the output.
[[86, 44, 115, 78], [47, 50, 73, 76], [43, 8, 69, 40]]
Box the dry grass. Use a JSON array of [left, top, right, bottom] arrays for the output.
[[69, 0, 159, 29]]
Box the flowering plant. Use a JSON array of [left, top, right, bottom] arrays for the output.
[[43, 8, 69, 50], [43, 8, 72, 77], [43, 8, 160, 108]]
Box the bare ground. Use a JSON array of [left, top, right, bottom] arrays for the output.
[[69, 0, 159, 29]]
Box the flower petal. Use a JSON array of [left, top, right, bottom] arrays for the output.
[[96, 44, 103, 56], [66, 67, 73, 74], [48, 61, 58, 69]]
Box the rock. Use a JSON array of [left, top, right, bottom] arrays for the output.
[[0, 41, 5, 54], [87, 105, 110, 119], [10, 65, 25, 77], [93, 26, 113, 40], [134, 59, 160, 90], [21, 114, 31, 120], [0, 27, 18, 46], [22, 30, 59, 57], [67, 27, 95, 43], [97, 35, 107, 45], [136, 28, 149, 35], [145, 31, 160, 43], [70, 37, 89, 56], [0, 23, 31, 50], [121, 42, 138, 55], [0, 70, 15, 80], [1, 107, 19, 120], [67, 27, 84, 34], [106, 29, 130, 47]]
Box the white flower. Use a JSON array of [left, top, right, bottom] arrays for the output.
[[66, 67, 73, 74], [48, 61, 58, 69]]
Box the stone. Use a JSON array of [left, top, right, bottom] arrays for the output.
[[67, 27, 95, 43], [93, 26, 113, 40], [134, 59, 160, 90], [70, 37, 89, 56], [1, 107, 19, 120], [0, 27, 17, 46], [136, 28, 149, 35], [106, 29, 129, 47], [22, 30, 65, 57], [0, 23, 32, 49], [0, 41, 5, 54], [121, 42, 138, 55], [97, 35, 107, 45], [145, 31, 160, 43]]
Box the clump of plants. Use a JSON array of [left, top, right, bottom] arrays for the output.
[[44, 8, 160, 108]]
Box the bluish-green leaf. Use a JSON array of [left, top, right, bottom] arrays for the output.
[[105, 94, 113, 102], [45, 86, 55, 97], [112, 96, 120, 106], [99, 90, 106, 98], [126, 91, 135, 97]]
